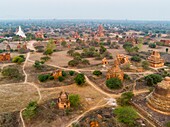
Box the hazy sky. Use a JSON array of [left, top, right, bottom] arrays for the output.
[[1, 0, 170, 20]]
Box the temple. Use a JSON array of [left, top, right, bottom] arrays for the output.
[[97, 25, 104, 37], [57, 91, 70, 109], [102, 57, 108, 67], [0, 53, 11, 62], [35, 31, 44, 39], [116, 54, 131, 65], [106, 59, 124, 81], [147, 77, 170, 115], [16, 26, 26, 38], [147, 51, 164, 68], [52, 69, 62, 79]]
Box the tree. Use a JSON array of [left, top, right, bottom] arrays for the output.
[[12, 55, 25, 64], [74, 74, 85, 85], [68, 60, 79, 67], [69, 71, 75, 76], [166, 121, 170, 127], [69, 94, 80, 107], [106, 78, 122, 89], [131, 56, 141, 62], [149, 43, 156, 48], [33, 60, 44, 70], [67, 49, 75, 56], [58, 76, 64, 82], [44, 39, 56, 55], [38, 74, 50, 82], [81, 59, 90, 65], [118, 92, 134, 106], [23, 101, 38, 119], [43, 48, 53, 55], [142, 61, 149, 70], [123, 42, 133, 49], [145, 74, 163, 86], [114, 107, 139, 126], [93, 70, 102, 76], [61, 41, 67, 47], [99, 45, 106, 54], [166, 48, 169, 53], [62, 71, 67, 77]]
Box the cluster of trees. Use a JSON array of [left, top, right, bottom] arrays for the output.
[[38, 74, 54, 82], [123, 42, 139, 54], [43, 39, 56, 55], [118, 92, 134, 106], [69, 94, 80, 108], [106, 78, 122, 89], [33, 60, 45, 70], [68, 52, 90, 67], [12, 55, 25, 64], [131, 55, 141, 62], [149, 43, 156, 48], [144, 74, 163, 86]]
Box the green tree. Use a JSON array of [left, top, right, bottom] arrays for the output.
[[12, 55, 25, 64], [118, 92, 134, 106], [58, 76, 64, 82], [99, 45, 106, 54], [106, 78, 122, 89], [67, 49, 75, 56], [69, 71, 75, 76], [23, 101, 38, 119], [93, 70, 102, 76], [61, 41, 67, 47], [145, 74, 163, 86], [74, 74, 85, 85], [131, 56, 141, 62], [149, 43, 156, 48], [68, 60, 79, 67], [166, 121, 170, 127], [33, 60, 44, 70], [142, 61, 149, 70], [114, 107, 139, 126], [69, 94, 80, 107], [38, 74, 50, 82]]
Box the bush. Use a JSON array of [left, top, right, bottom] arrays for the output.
[[166, 121, 170, 127], [49, 76, 54, 80], [69, 94, 80, 107], [149, 43, 156, 48], [106, 78, 122, 89], [12, 56, 25, 64], [44, 48, 53, 55], [69, 71, 75, 76], [38, 74, 50, 82], [58, 76, 64, 82], [93, 70, 102, 76], [40, 56, 51, 62], [81, 59, 90, 65], [142, 61, 149, 70], [118, 92, 134, 106], [68, 60, 79, 67], [145, 74, 163, 86], [33, 60, 44, 70], [124, 74, 131, 80], [131, 56, 141, 62], [74, 74, 85, 85], [23, 101, 38, 119], [114, 107, 139, 126], [62, 71, 67, 77], [2, 67, 21, 79]]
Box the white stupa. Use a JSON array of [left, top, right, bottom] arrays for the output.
[[16, 26, 26, 38]]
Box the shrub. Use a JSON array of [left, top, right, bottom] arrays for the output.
[[149, 43, 156, 48], [93, 70, 102, 76], [40, 56, 51, 62], [62, 71, 67, 77], [33, 60, 44, 70], [12, 56, 25, 64], [49, 76, 54, 80], [145, 74, 163, 86], [106, 78, 122, 89], [23, 101, 38, 119], [118, 92, 134, 106], [38, 74, 50, 82], [69, 94, 80, 107], [166, 121, 170, 127], [114, 106, 139, 126], [2, 67, 21, 79], [142, 61, 149, 70], [58, 76, 64, 82], [44, 48, 53, 55], [68, 60, 79, 67], [69, 71, 75, 76], [74, 74, 85, 85], [124, 74, 131, 80], [81, 59, 90, 65], [131, 56, 141, 62]]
